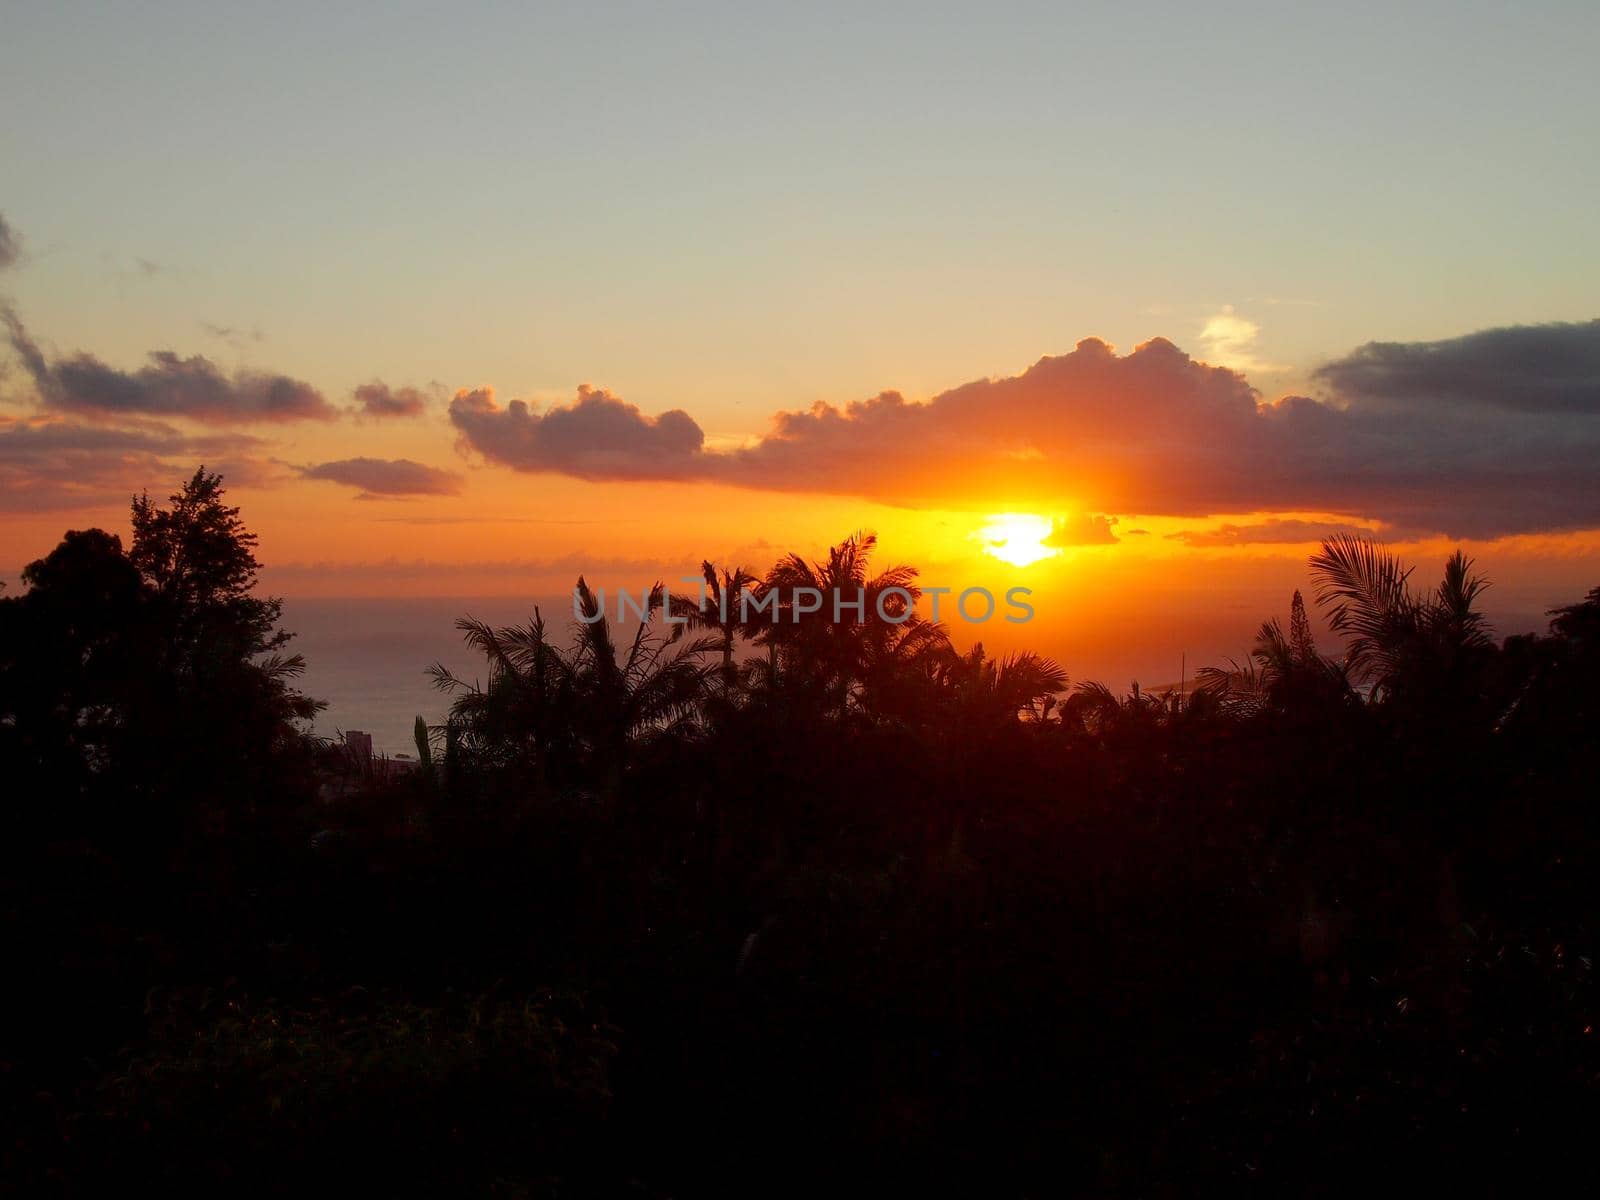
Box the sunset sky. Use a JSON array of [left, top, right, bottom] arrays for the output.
[[3, 1, 1599, 677]]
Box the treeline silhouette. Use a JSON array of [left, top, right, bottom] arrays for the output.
[[3, 471, 1597, 1195]]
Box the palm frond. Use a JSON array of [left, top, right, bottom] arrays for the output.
[[1309, 533, 1418, 682]]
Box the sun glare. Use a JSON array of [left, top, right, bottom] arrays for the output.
[[977, 513, 1059, 568]]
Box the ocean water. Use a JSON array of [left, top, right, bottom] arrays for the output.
[[285, 596, 572, 756]]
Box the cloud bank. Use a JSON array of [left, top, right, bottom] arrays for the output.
[[301, 457, 462, 498], [450, 384, 705, 480], [0, 417, 271, 513], [449, 321, 1600, 538], [1165, 519, 1391, 547], [1313, 322, 1600, 414], [3, 306, 334, 424]]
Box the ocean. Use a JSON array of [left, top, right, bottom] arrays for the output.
[[285, 596, 573, 757]]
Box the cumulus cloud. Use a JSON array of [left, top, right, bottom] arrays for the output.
[[450, 384, 706, 479], [3, 305, 334, 424], [1043, 513, 1121, 547], [300, 457, 463, 499], [0, 417, 272, 512], [0, 213, 18, 271], [352, 380, 428, 419], [447, 321, 1600, 539]]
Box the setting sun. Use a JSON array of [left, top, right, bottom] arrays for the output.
[[977, 513, 1060, 567]]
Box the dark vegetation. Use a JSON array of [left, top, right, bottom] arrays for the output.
[[3, 471, 1597, 1194]]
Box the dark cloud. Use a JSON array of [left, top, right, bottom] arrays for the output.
[[352, 380, 428, 419], [1313, 321, 1600, 414], [0, 213, 18, 271], [448, 323, 1600, 539], [450, 384, 706, 479], [300, 457, 463, 499], [1043, 513, 1120, 547], [0, 417, 272, 512], [3, 305, 334, 424], [1165, 519, 1392, 547]]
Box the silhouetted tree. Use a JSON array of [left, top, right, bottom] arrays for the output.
[[757, 531, 926, 714], [936, 643, 1066, 729], [434, 580, 715, 802], [1198, 589, 1354, 718], [1309, 532, 1493, 705], [1, 470, 320, 855], [0, 529, 147, 814], [671, 560, 762, 687], [430, 607, 579, 795]]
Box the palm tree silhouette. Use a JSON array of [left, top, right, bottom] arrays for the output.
[[429, 607, 578, 788], [670, 561, 761, 687], [1060, 679, 1171, 736], [1197, 590, 1352, 717], [434, 581, 717, 799], [569, 577, 718, 777], [936, 643, 1067, 729], [854, 614, 954, 724], [1309, 533, 1492, 703], [757, 531, 923, 713]]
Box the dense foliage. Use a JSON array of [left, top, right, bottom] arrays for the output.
[[3, 483, 1597, 1195]]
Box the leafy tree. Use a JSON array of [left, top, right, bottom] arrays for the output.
[[1548, 584, 1600, 642], [2, 469, 320, 854], [0, 529, 148, 811], [130, 467, 291, 661]]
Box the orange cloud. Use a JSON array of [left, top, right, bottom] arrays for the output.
[[448, 323, 1600, 538], [300, 457, 463, 499], [352, 381, 429, 419], [0, 417, 275, 512], [450, 384, 705, 479]]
